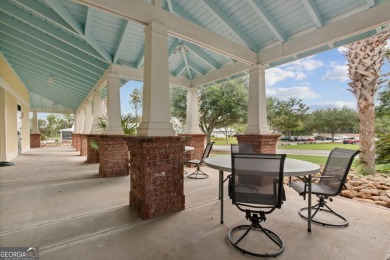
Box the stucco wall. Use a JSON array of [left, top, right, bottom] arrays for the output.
[[0, 88, 5, 161], [0, 54, 30, 161]]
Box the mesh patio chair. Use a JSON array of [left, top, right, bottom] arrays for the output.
[[186, 142, 215, 179], [228, 153, 287, 257], [290, 148, 360, 227]]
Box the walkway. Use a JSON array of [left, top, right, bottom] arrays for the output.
[[0, 147, 389, 259]]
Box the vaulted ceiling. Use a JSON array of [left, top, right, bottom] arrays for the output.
[[0, 0, 389, 113]]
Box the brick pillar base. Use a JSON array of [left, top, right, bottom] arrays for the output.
[[30, 134, 41, 148], [99, 135, 129, 178], [178, 134, 206, 164], [86, 135, 100, 163], [75, 134, 81, 152], [80, 135, 88, 156], [72, 134, 76, 148], [127, 136, 186, 220], [235, 134, 281, 154]]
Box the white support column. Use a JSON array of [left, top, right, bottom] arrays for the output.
[[105, 74, 124, 135], [78, 106, 86, 134], [31, 111, 40, 134], [91, 91, 103, 134], [83, 100, 93, 134], [244, 65, 271, 134], [137, 21, 175, 136], [74, 110, 80, 133], [183, 87, 203, 134]]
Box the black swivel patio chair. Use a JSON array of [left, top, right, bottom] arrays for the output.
[[290, 148, 360, 227], [186, 142, 215, 179], [228, 153, 287, 257]]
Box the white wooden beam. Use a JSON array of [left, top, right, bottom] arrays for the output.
[[76, 0, 257, 65], [192, 62, 250, 87], [258, 1, 390, 65], [114, 21, 131, 63]]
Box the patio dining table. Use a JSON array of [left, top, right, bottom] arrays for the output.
[[204, 156, 320, 232]]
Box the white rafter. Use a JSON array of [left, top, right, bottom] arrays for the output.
[[45, 0, 112, 63], [302, 0, 323, 28], [198, 0, 256, 51], [114, 21, 131, 63], [247, 0, 287, 43]]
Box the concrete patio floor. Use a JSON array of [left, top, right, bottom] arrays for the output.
[[1, 147, 389, 260]]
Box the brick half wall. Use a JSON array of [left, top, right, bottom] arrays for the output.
[[236, 134, 281, 154], [126, 136, 187, 220], [30, 134, 41, 148], [99, 135, 129, 178]]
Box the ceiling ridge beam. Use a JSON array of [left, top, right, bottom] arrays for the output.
[[302, 0, 324, 28], [258, 0, 390, 65], [181, 46, 192, 79], [0, 1, 107, 62], [114, 21, 131, 63], [183, 41, 220, 70], [248, 0, 287, 43], [188, 60, 206, 75], [76, 0, 257, 65], [174, 62, 186, 77], [45, 0, 113, 63], [198, 0, 256, 51]]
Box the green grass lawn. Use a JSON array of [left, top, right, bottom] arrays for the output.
[[278, 143, 359, 150], [286, 154, 328, 165]]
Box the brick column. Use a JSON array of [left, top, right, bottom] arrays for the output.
[[99, 135, 129, 178], [30, 134, 41, 148], [236, 134, 281, 154], [127, 136, 186, 220], [75, 134, 81, 152], [178, 134, 206, 162], [80, 135, 88, 156], [72, 134, 76, 148], [86, 135, 100, 164]]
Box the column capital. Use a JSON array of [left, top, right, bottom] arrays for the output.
[[248, 64, 265, 74], [107, 73, 120, 81]]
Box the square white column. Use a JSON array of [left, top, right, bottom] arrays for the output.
[[91, 91, 103, 134], [183, 87, 203, 134], [244, 65, 271, 134], [78, 106, 85, 134], [137, 22, 175, 136], [106, 74, 124, 135], [83, 100, 93, 134], [31, 111, 40, 134]]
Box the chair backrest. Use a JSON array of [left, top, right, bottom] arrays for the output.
[[231, 153, 286, 209], [231, 143, 254, 154], [320, 148, 360, 195], [200, 142, 215, 162]]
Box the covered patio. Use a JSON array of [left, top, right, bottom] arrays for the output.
[[0, 147, 389, 259]]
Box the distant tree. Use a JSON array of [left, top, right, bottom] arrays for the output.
[[170, 87, 187, 126], [199, 79, 248, 143], [63, 114, 74, 128], [129, 87, 143, 121], [267, 97, 309, 135], [310, 107, 358, 141]]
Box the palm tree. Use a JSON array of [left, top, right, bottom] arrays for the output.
[[346, 30, 390, 175]]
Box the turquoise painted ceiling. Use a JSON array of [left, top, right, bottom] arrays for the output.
[[0, 0, 389, 112]]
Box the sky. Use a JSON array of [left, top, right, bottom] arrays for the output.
[[37, 40, 390, 120], [121, 41, 389, 115]]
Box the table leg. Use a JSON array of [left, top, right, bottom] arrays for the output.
[[219, 170, 224, 224], [308, 175, 312, 232]]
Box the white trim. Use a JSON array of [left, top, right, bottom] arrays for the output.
[[0, 88, 6, 161], [0, 77, 29, 108]]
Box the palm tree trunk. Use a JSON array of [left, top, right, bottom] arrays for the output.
[[346, 30, 390, 175]]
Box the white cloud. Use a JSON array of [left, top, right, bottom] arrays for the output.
[[322, 62, 349, 82], [265, 68, 306, 86], [337, 46, 348, 54], [310, 101, 356, 110], [266, 86, 319, 100], [385, 39, 390, 50], [282, 57, 324, 71]]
